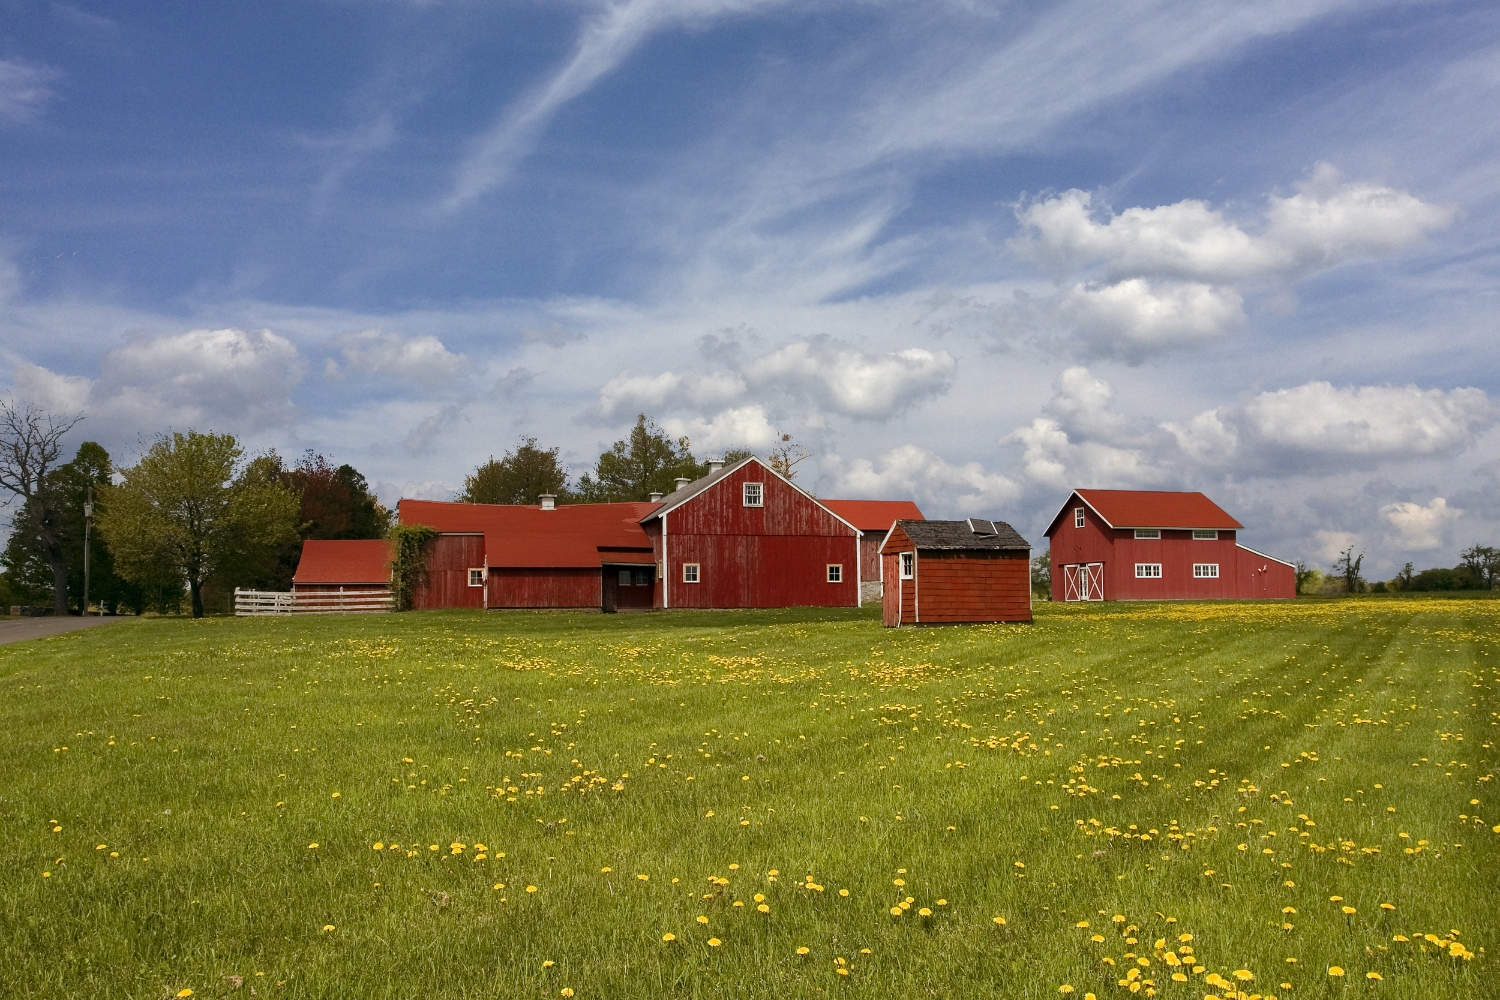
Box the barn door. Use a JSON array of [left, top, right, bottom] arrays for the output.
[[602, 570, 618, 613], [1083, 563, 1104, 601], [1062, 564, 1081, 602]]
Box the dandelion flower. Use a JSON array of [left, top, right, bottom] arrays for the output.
[[1367, 972, 1382, 980], [757, 903, 770, 913], [1328, 966, 1345, 977], [177, 991, 193, 998], [1076, 920, 1089, 928], [707, 938, 721, 947], [1233, 970, 1254, 981], [1342, 906, 1356, 915], [919, 908, 932, 917], [322, 925, 335, 932], [662, 933, 676, 942], [542, 961, 554, 968], [308, 843, 319, 850], [1060, 986, 1075, 994], [637, 874, 649, 881], [839, 889, 849, 897], [891, 907, 904, 916], [993, 916, 1007, 925], [697, 915, 709, 924], [836, 968, 849, 977], [372, 843, 383, 851], [561, 990, 574, 997], [1380, 903, 1395, 911], [527, 886, 538, 893], [796, 946, 810, 955], [600, 867, 611, 873]]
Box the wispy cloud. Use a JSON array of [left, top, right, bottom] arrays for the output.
[[0, 58, 59, 124]]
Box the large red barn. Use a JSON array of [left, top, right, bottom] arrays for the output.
[[1044, 489, 1295, 601]]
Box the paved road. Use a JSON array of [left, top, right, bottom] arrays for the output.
[[0, 615, 127, 646]]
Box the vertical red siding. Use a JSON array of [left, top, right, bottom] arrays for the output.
[[858, 535, 882, 589], [413, 535, 485, 610], [880, 526, 916, 626], [659, 462, 859, 609], [487, 568, 599, 608]]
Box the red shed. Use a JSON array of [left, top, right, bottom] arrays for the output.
[[290, 539, 394, 612], [641, 457, 861, 609], [879, 518, 1032, 626], [822, 499, 925, 604], [1044, 489, 1296, 601]]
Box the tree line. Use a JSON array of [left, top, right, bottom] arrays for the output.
[[1296, 543, 1500, 595], [1, 408, 789, 618]]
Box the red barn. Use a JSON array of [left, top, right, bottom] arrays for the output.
[[821, 499, 925, 604], [288, 539, 394, 612], [1044, 489, 1296, 601], [879, 518, 1032, 626], [642, 457, 861, 609]]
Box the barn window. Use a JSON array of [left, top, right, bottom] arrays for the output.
[[1194, 563, 1220, 578], [1193, 529, 1218, 540], [618, 569, 633, 586], [683, 563, 700, 583], [632, 568, 651, 586], [1074, 507, 1085, 528], [1135, 563, 1162, 578], [467, 568, 484, 587], [1134, 528, 1161, 539], [900, 552, 914, 579], [827, 564, 843, 583], [743, 482, 763, 507]]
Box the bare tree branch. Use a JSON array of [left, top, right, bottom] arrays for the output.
[[0, 400, 84, 507]]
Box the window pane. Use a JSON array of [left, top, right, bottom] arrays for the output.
[[619, 570, 632, 586]]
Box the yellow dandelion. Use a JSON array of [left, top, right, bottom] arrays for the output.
[[919, 907, 933, 917], [891, 907, 904, 916], [322, 925, 335, 932], [1233, 970, 1254, 981], [526, 885, 538, 893], [662, 933, 676, 942], [1060, 987, 1075, 995], [697, 915, 709, 924], [177, 991, 193, 998], [707, 938, 721, 947], [836, 968, 849, 977], [839, 889, 849, 897], [796, 946, 810, 955], [542, 960, 555, 968], [1380, 903, 1395, 911], [561, 990, 574, 997], [1367, 972, 1382, 981], [993, 916, 1007, 925], [308, 843, 319, 849], [637, 874, 649, 881], [1076, 920, 1090, 928], [757, 903, 770, 913], [601, 867, 611, 873], [372, 843, 383, 851], [1328, 966, 1345, 977], [1342, 906, 1356, 915]]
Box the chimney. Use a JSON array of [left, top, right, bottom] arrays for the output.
[[674, 477, 690, 492], [648, 491, 664, 502], [539, 494, 556, 510], [708, 457, 724, 475]]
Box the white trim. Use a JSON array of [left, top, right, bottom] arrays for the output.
[[742, 481, 764, 507], [1193, 563, 1220, 578], [913, 549, 920, 623], [1074, 507, 1085, 529], [1135, 563, 1162, 578], [1235, 543, 1297, 569], [854, 534, 862, 607], [1133, 528, 1161, 539], [644, 456, 861, 536], [899, 551, 914, 580], [1046, 492, 1114, 535], [468, 567, 484, 587], [827, 563, 843, 583], [661, 513, 669, 609], [682, 562, 700, 584], [1192, 529, 1219, 540]]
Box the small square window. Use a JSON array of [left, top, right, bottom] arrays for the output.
[[899, 552, 914, 579], [1192, 529, 1218, 540], [682, 563, 700, 584], [1134, 528, 1161, 539], [743, 482, 763, 507], [1194, 563, 1219, 578], [618, 569, 633, 586], [1135, 563, 1162, 578], [827, 564, 842, 583], [467, 568, 484, 587], [632, 568, 650, 587], [1074, 507, 1085, 528]]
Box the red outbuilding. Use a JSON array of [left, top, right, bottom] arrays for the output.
[[1044, 489, 1296, 601], [820, 499, 925, 603], [641, 457, 861, 609], [288, 538, 394, 612], [879, 518, 1032, 626]]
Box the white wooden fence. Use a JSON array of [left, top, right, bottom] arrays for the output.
[[234, 588, 392, 616]]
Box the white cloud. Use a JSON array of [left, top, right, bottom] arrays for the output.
[[1001, 366, 1165, 489], [825, 444, 1019, 514], [1313, 529, 1362, 565], [327, 329, 466, 388], [1381, 497, 1462, 552], [596, 369, 746, 418], [1058, 279, 1245, 358], [660, 405, 778, 451], [741, 341, 954, 419], [1233, 382, 1494, 459], [0, 58, 58, 124], [12, 328, 306, 436]]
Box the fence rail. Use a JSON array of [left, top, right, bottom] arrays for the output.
[[234, 588, 392, 616]]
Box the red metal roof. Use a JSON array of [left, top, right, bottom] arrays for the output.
[[821, 499, 925, 533], [292, 539, 393, 584], [1046, 489, 1244, 535], [400, 499, 659, 569]]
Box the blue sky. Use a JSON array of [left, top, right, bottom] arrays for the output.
[[3, 0, 1499, 574]]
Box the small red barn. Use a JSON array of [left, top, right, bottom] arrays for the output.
[[642, 457, 861, 609], [822, 499, 926, 604], [879, 518, 1032, 626], [290, 539, 394, 612], [1044, 489, 1296, 601]]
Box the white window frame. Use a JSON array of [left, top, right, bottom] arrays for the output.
[[682, 562, 700, 584], [1134, 528, 1161, 539], [742, 482, 763, 507], [899, 552, 915, 579], [1193, 529, 1219, 540], [1193, 563, 1220, 578], [1135, 563, 1162, 579], [827, 564, 843, 583], [1074, 507, 1085, 528], [467, 568, 484, 587]]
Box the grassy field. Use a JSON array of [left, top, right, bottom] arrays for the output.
[[1, 598, 1495, 1000]]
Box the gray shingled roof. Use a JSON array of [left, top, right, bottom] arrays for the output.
[[891, 518, 1030, 551], [639, 456, 760, 522]]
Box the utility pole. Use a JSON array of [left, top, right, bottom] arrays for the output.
[[83, 485, 93, 616]]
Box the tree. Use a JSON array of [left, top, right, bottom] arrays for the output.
[[767, 432, 813, 481], [1332, 545, 1364, 595], [1294, 560, 1321, 595], [1030, 550, 1051, 599], [573, 415, 706, 503], [459, 438, 570, 505], [0, 401, 83, 615], [98, 431, 300, 617], [1458, 544, 1499, 590]]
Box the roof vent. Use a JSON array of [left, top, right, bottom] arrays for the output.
[[539, 494, 557, 511], [674, 477, 690, 492], [967, 517, 996, 535], [648, 491, 664, 502], [707, 457, 724, 475]]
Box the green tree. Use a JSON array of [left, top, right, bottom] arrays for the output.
[[1030, 550, 1051, 599], [1293, 560, 1321, 595], [459, 437, 570, 505], [0, 401, 83, 614], [98, 431, 300, 617], [1332, 545, 1364, 594], [573, 415, 706, 503], [1458, 544, 1499, 590]]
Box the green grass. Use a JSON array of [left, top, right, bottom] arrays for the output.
[[1, 598, 1495, 999]]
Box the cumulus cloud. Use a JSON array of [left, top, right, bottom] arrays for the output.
[[12, 328, 306, 435], [825, 444, 1019, 514], [1313, 529, 1362, 564], [326, 329, 466, 388], [1001, 367, 1165, 490], [596, 369, 746, 419], [1058, 279, 1245, 359], [1380, 497, 1462, 552], [660, 405, 778, 452], [1166, 382, 1497, 468], [740, 340, 955, 419], [0, 58, 58, 124]]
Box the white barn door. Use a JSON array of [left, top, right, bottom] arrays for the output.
[[1062, 564, 1081, 601], [1064, 563, 1104, 601]]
